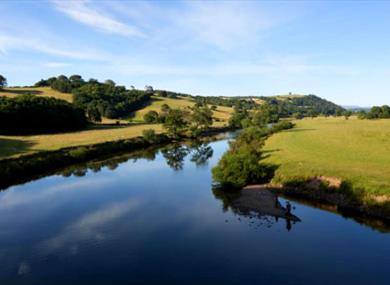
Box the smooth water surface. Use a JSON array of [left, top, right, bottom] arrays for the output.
[[0, 136, 389, 284]]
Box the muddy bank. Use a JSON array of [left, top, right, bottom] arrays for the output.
[[242, 178, 390, 231], [212, 185, 301, 231]]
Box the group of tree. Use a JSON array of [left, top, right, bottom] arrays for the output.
[[35, 75, 152, 121], [358, 105, 390, 119], [73, 80, 150, 120], [0, 95, 87, 135], [213, 111, 294, 189], [35, 75, 86, 93], [144, 103, 214, 138], [229, 102, 279, 129], [0, 75, 7, 90], [258, 95, 345, 118]]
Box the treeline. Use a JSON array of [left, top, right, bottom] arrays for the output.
[[73, 82, 150, 120], [35, 75, 151, 120], [193, 96, 257, 109], [0, 95, 86, 135], [358, 105, 390, 119], [259, 95, 345, 117]]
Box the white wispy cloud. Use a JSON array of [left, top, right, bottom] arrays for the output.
[[0, 34, 108, 60], [40, 199, 141, 252], [175, 1, 283, 49], [51, 0, 145, 38]]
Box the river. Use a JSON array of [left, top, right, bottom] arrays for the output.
[[0, 134, 388, 284]]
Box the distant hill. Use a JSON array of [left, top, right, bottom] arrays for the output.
[[1, 86, 343, 120], [342, 105, 371, 112], [258, 94, 345, 117]]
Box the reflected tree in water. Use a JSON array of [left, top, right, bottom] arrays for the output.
[[161, 144, 189, 171], [189, 142, 213, 167]]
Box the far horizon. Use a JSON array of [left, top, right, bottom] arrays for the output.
[[1, 1, 390, 106]]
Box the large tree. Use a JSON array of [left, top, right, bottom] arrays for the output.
[[163, 109, 188, 137], [0, 75, 7, 90]]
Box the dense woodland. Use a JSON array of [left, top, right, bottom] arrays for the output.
[[0, 95, 86, 135], [35, 75, 151, 120]]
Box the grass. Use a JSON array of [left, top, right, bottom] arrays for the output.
[[263, 116, 390, 198], [0, 124, 163, 159], [0, 87, 73, 102], [132, 95, 233, 126]]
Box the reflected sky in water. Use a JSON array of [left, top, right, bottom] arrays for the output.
[[0, 137, 389, 285]]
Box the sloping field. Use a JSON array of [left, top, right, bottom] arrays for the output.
[[0, 87, 73, 102], [263, 117, 390, 197], [0, 124, 162, 159], [132, 96, 233, 126]]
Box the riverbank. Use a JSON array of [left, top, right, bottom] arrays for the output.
[[261, 117, 390, 220], [0, 127, 234, 190]]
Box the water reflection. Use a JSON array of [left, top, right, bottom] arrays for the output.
[[59, 140, 214, 177], [213, 186, 301, 231]]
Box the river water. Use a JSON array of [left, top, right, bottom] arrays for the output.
[[0, 134, 388, 284]]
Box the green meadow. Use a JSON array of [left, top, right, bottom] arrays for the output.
[[263, 117, 390, 200]]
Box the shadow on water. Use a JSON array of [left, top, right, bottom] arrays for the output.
[[282, 194, 390, 233], [0, 138, 36, 158], [212, 186, 301, 231]]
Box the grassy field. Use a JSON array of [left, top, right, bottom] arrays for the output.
[[0, 124, 163, 159], [0, 87, 73, 102], [0, 87, 234, 159], [132, 95, 233, 126], [263, 117, 390, 198]]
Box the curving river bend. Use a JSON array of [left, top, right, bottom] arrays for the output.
[[0, 134, 389, 285]]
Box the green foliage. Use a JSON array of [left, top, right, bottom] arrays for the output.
[[73, 81, 150, 119], [212, 127, 277, 188], [0, 95, 87, 134], [190, 103, 213, 135], [259, 95, 345, 118], [143, 110, 159, 123], [364, 105, 390, 119], [0, 74, 7, 90], [269, 120, 295, 133], [163, 109, 189, 137], [142, 129, 158, 143], [86, 104, 102, 122], [229, 104, 249, 128]]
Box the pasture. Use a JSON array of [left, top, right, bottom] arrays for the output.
[[263, 117, 390, 198], [0, 124, 162, 159]]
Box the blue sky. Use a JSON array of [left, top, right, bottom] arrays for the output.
[[1, 0, 390, 106]]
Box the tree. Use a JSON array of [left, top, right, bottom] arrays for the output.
[[190, 104, 213, 135], [163, 109, 188, 137], [161, 104, 171, 114], [145, 85, 154, 94], [51, 75, 72, 93], [87, 104, 102, 122], [229, 104, 248, 128], [143, 110, 159, 123], [0, 95, 87, 134], [105, 79, 116, 86], [0, 75, 7, 90], [142, 129, 158, 143], [69, 75, 85, 88]]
